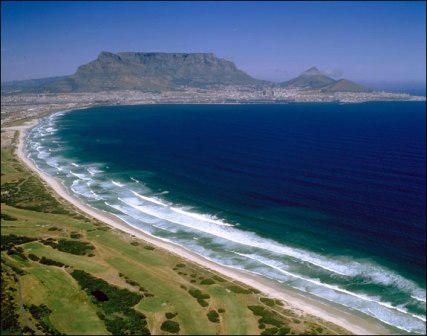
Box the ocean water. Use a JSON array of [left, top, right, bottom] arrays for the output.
[[26, 103, 426, 334]]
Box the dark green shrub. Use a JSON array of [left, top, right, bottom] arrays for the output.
[[200, 278, 215, 285], [1, 213, 17, 221], [228, 285, 252, 294], [28, 254, 40, 261], [261, 327, 278, 335], [165, 312, 178, 319], [160, 320, 180, 334], [260, 297, 276, 307], [218, 308, 225, 313], [197, 299, 209, 307], [70, 232, 82, 239], [39, 257, 65, 267], [279, 326, 291, 334], [207, 310, 220, 323]]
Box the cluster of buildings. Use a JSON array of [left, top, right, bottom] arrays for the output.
[[1, 87, 425, 126]]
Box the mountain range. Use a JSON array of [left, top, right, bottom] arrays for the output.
[[1, 52, 370, 93]]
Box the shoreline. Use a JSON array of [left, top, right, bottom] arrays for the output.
[[7, 116, 392, 335]]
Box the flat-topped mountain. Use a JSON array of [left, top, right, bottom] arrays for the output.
[[42, 52, 266, 92], [280, 67, 371, 92], [1, 55, 373, 94]]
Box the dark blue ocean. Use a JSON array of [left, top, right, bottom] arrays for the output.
[[26, 102, 426, 334]]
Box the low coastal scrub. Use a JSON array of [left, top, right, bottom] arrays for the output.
[[207, 310, 220, 323], [1, 269, 23, 335], [200, 278, 215, 285], [39, 256, 67, 268], [69, 232, 82, 239], [26, 304, 63, 335], [40, 238, 95, 255], [188, 287, 210, 307], [1, 234, 37, 251], [0, 213, 17, 221], [228, 285, 254, 294], [165, 312, 178, 319], [160, 320, 180, 334], [70, 270, 150, 335], [1, 177, 70, 214], [247, 305, 284, 328]]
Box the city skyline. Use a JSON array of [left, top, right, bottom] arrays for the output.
[[1, 1, 426, 86]]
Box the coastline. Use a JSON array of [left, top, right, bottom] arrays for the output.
[[8, 116, 393, 335]]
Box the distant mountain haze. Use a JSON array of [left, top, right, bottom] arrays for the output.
[[1, 52, 371, 93], [279, 66, 371, 92]]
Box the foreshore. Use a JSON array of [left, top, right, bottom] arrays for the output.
[[7, 116, 392, 335]]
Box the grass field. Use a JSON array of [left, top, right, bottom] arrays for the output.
[[1, 127, 351, 335]]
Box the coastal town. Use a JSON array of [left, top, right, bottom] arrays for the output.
[[2, 86, 425, 126]]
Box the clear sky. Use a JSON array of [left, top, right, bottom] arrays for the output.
[[1, 1, 426, 84]]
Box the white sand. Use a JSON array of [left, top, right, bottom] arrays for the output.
[[7, 119, 391, 335]]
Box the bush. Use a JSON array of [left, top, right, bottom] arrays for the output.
[[218, 308, 225, 313], [144, 245, 155, 250], [1, 213, 17, 221], [260, 297, 276, 307], [200, 278, 215, 285], [48, 227, 60, 231], [279, 326, 291, 334], [70, 232, 82, 239], [39, 257, 65, 267], [207, 310, 220, 323], [175, 263, 185, 268], [70, 270, 149, 335], [228, 285, 252, 294], [165, 312, 178, 319], [261, 327, 278, 335], [28, 254, 40, 261], [213, 275, 225, 282], [130, 241, 139, 246], [160, 320, 180, 334], [197, 299, 209, 307], [1, 234, 37, 251]]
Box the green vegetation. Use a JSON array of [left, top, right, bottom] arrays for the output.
[[1, 234, 37, 251], [200, 278, 215, 285], [70, 232, 82, 239], [165, 312, 178, 319], [27, 304, 63, 335], [188, 287, 210, 307], [160, 320, 180, 334], [260, 297, 276, 307], [39, 256, 67, 267], [70, 270, 150, 335], [207, 310, 220, 323], [228, 285, 254, 294], [1, 269, 22, 335], [41, 238, 95, 256], [1, 213, 17, 221]]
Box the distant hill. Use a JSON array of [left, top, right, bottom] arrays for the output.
[[320, 79, 372, 93], [38, 52, 267, 92], [1, 76, 68, 93], [280, 67, 371, 92], [280, 67, 335, 89]]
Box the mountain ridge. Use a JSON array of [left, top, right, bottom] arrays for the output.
[[2, 52, 371, 93]]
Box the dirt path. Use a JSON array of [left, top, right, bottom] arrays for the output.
[[11, 271, 42, 335]]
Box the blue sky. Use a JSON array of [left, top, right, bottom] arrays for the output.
[[1, 1, 426, 84]]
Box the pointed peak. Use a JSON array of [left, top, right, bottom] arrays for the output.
[[303, 66, 322, 76]]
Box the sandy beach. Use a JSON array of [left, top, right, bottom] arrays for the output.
[[7, 117, 392, 335]]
